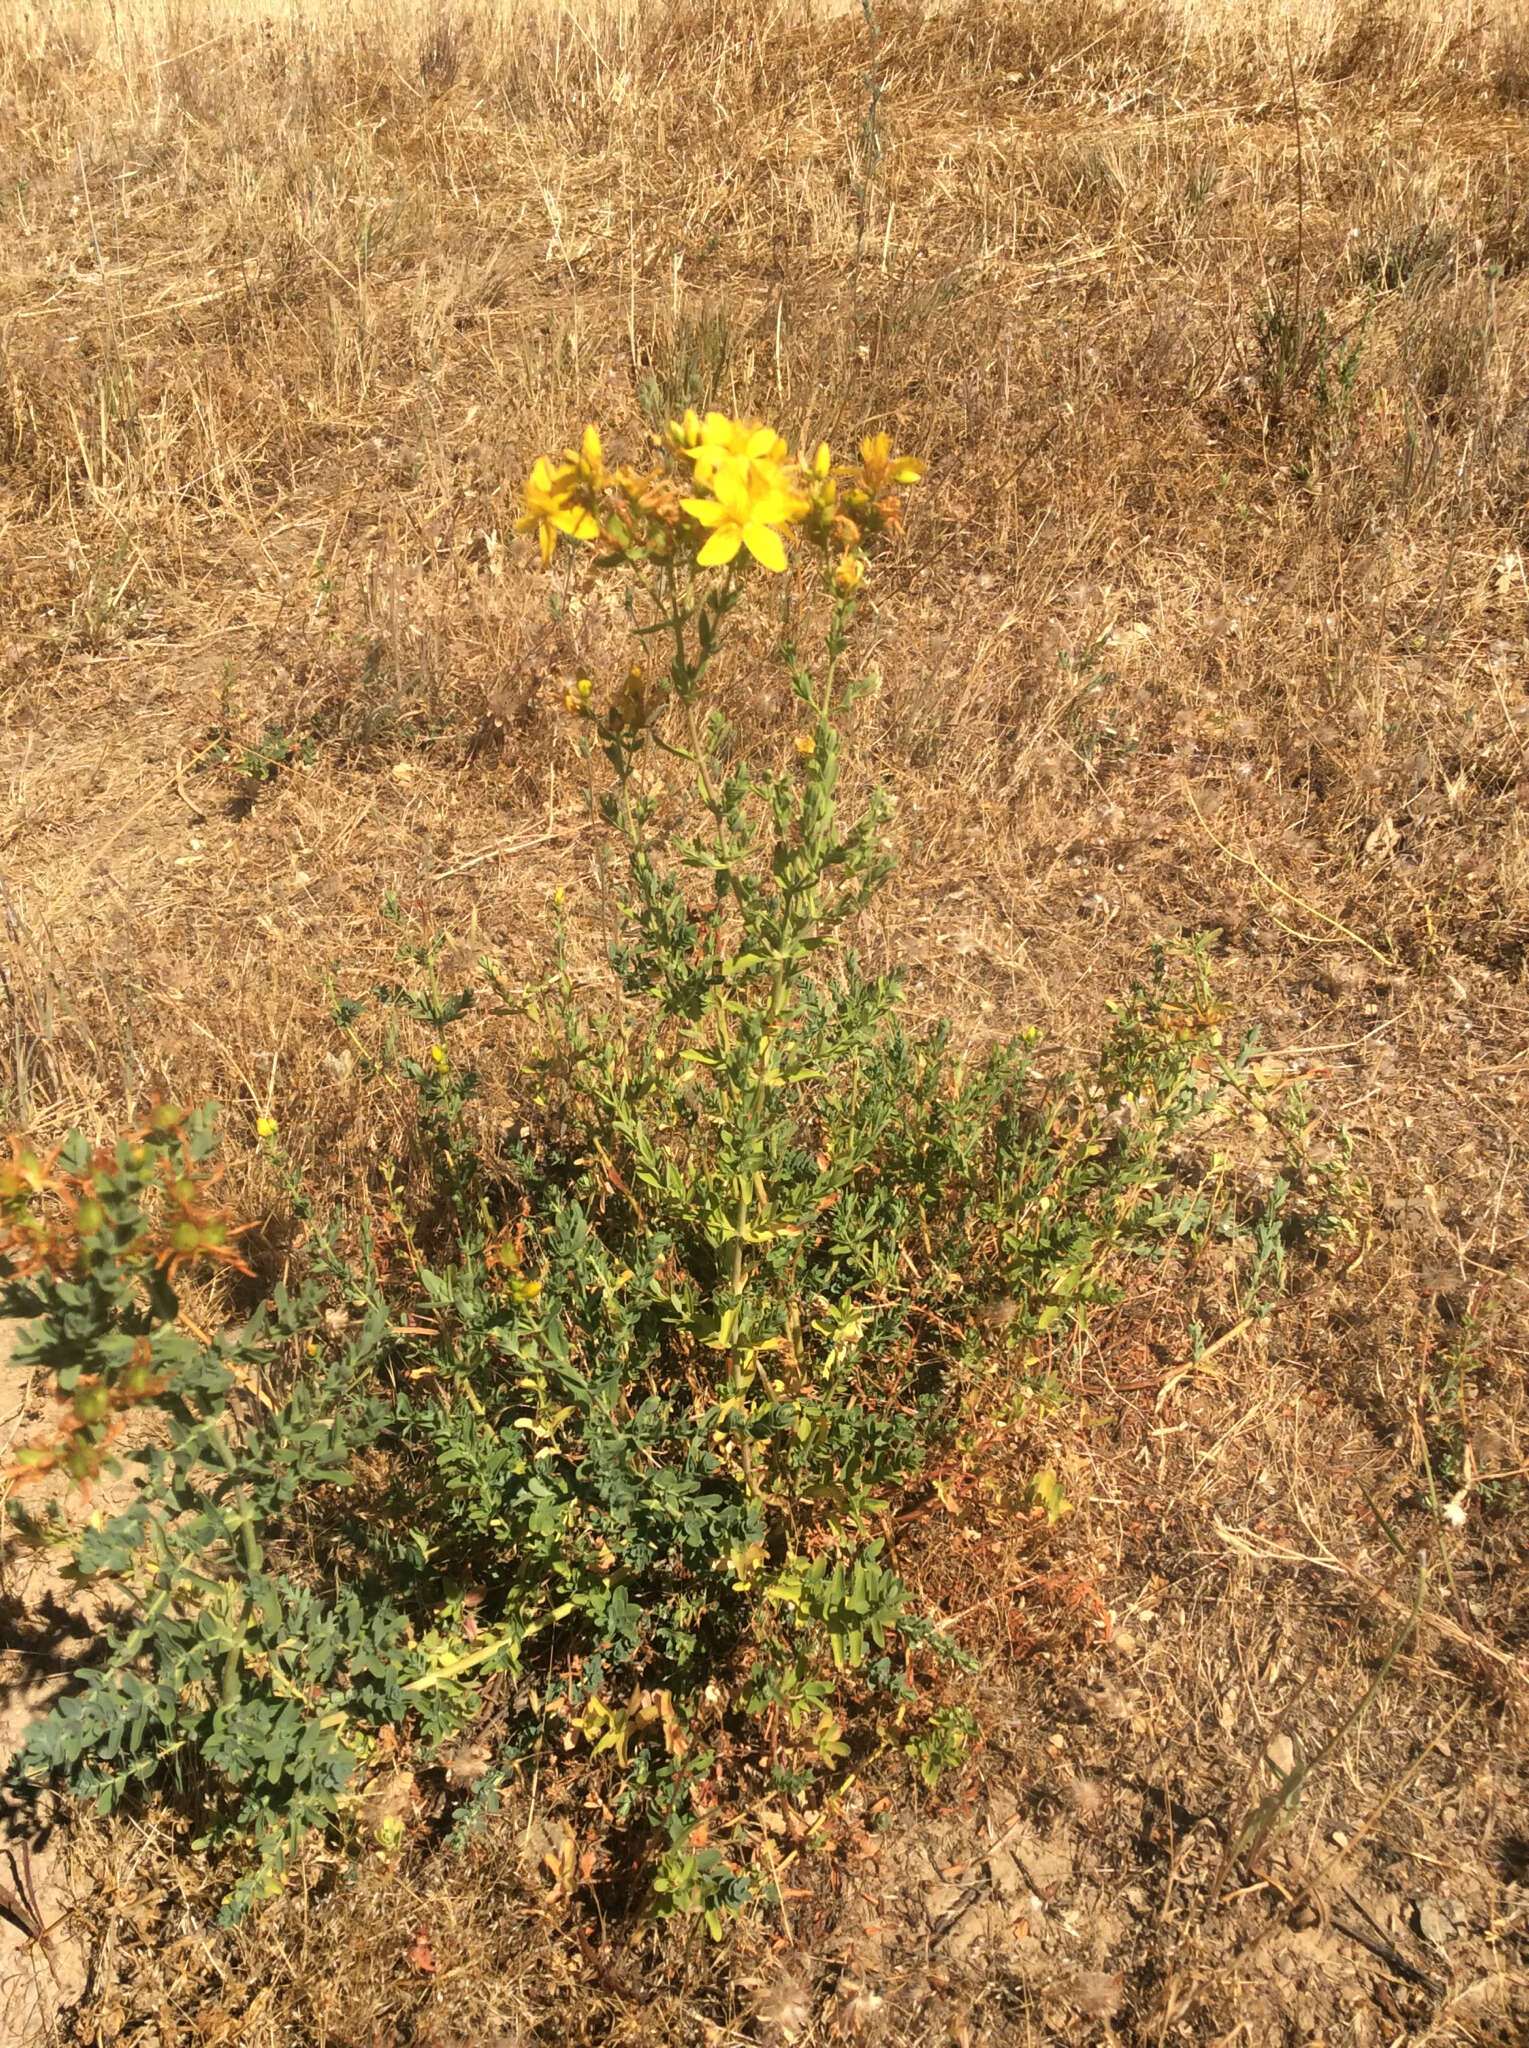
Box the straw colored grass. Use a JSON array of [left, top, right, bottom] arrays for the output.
[[2, 1, 1528, 2041]]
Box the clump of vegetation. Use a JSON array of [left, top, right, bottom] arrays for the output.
[[4, 410, 1294, 1928]]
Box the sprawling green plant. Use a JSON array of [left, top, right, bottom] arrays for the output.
[[0, 1110, 418, 1916], [2, 410, 1310, 1927]]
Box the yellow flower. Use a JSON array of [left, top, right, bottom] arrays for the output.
[[256, 1115, 279, 1140], [609, 663, 656, 730], [686, 414, 791, 495], [833, 552, 864, 594], [859, 432, 925, 491], [694, 412, 785, 459], [563, 423, 605, 492], [794, 731, 816, 756], [515, 454, 598, 566], [682, 464, 804, 572]]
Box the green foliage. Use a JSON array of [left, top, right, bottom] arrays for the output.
[[208, 721, 317, 786], [0, 1112, 420, 1919], [635, 305, 733, 429], [1252, 290, 1369, 425], [907, 1703, 979, 1791]]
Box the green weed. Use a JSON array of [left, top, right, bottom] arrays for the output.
[[3, 411, 1306, 1927]]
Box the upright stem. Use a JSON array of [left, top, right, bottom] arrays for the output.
[[729, 958, 792, 1302], [1286, 25, 1305, 353], [726, 641, 845, 1305], [221, 1492, 264, 1708]]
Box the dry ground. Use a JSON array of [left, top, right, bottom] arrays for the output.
[[2, 0, 1529, 2041]]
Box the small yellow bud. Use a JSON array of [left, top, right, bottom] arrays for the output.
[[812, 441, 832, 479], [552, 887, 566, 909], [429, 1044, 449, 1070], [794, 732, 816, 757], [833, 552, 865, 594], [577, 675, 593, 698], [256, 1116, 279, 1140]]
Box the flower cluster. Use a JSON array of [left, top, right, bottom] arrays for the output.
[[0, 1105, 252, 1291], [1, 1104, 256, 1491], [514, 411, 923, 590], [4, 1337, 167, 1489]]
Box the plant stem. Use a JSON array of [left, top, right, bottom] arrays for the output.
[[221, 1493, 264, 1707], [729, 958, 790, 1302], [725, 619, 849, 1306]]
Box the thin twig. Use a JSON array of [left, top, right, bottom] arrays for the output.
[[1155, 1314, 1256, 1411], [1184, 784, 1394, 968], [1208, 1563, 1426, 1911]]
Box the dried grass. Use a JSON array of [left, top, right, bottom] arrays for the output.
[[3, 1, 1529, 2041]]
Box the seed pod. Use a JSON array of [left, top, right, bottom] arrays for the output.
[[73, 1384, 111, 1425]]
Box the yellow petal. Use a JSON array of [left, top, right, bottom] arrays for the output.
[[581, 424, 603, 468], [696, 528, 743, 566], [550, 505, 598, 541], [741, 522, 788, 572], [681, 495, 728, 527], [750, 484, 807, 526]]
